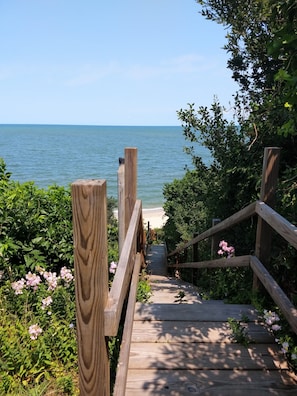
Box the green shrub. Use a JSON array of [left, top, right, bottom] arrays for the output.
[[0, 159, 119, 394]]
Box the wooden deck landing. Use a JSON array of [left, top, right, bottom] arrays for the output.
[[125, 245, 297, 395]]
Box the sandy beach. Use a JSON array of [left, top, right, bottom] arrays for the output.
[[114, 207, 168, 229], [142, 207, 168, 229]]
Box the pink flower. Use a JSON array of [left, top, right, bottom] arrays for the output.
[[60, 267, 74, 284], [28, 324, 43, 340], [219, 240, 228, 249], [26, 272, 42, 291], [11, 278, 26, 295], [43, 271, 59, 291], [109, 261, 118, 274], [41, 296, 53, 310], [218, 240, 235, 258]]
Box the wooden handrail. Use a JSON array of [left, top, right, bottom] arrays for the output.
[[167, 199, 297, 334], [105, 199, 143, 336], [168, 200, 297, 258], [250, 255, 297, 333], [168, 201, 256, 257], [113, 253, 142, 396], [72, 146, 297, 395], [168, 255, 250, 269], [72, 147, 145, 395], [255, 201, 297, 249]]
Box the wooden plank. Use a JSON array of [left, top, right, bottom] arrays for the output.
[[254, 147, 280, 289], [71, 180, 110, 395], [149, 278, 202, 304], [126, 369, 297, 395], [117, 162, 125, 256], [134, 302, 259, 322], [168, 255, 250, 269], [124, 147, 137, 236], [255, 201, 297, 250], [113, 254, 142, 396], [128, 342, 288, 370], [131, 320, 274, 344], [105, 200, 142, 336], [250, 255, 297, 334], [168, 202, 256, 257]]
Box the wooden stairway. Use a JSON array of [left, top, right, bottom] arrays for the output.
[[124, 245, 297, 395]]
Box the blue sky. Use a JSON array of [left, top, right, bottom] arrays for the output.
[[0, 0, 237, 126]]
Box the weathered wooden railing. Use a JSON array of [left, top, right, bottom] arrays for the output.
[[71, 146, 297, 395], [168, 147, 297, 335], [72, 148, 145, 395]]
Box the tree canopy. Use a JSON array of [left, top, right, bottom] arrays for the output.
[[163, 0, 297, 301], [197, 0, 297, 137]]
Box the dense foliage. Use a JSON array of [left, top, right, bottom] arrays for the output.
[[0, 159, 119, 395], [197, 0, 297, 137], [163, 1, 297, 304]]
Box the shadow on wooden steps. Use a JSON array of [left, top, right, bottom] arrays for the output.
[[125, 245, 297, 395]]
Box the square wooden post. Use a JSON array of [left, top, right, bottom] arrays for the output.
[[124, 148, 137, 237], [253, 147, 280, 290], [72, 180, 110, 395], [117, 159, 125, 256]]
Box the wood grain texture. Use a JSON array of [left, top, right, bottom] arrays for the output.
[[126, 369, 297, 395], [105, 199, 142, 336], [250, 255, 297, 334], [168, 255, 250, 269], [113, 253, 142, 396], [117, 163, 125, 256], [255, 201, 297, 250], [124, 246, 297, 394], [124, 148, 137, 236], [72, 180, 109, 395]]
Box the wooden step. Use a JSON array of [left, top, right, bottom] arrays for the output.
[[126, 369, 297, 395], [131, 320, 274, 344], [124, 272, 297, 395], [128, 342, 287, 370], [134, 302, 259, 322]]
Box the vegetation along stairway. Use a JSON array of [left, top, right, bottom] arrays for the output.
[[124, 244, 297, 395]]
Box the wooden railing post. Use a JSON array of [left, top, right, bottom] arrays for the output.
[[193, 233, 199, 285], [72, 180, 110, 396], [253, 147, 280, 290], [124, 148, 137, 237], [211, 218, 221, 259], [118, 158, 125, 256]]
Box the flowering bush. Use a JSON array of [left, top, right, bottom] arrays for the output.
[[0, 265, 77, 394], [218, 240, 235, 258], [0, 166, 119, 394], [10, 266, 75, 340], [263, 309, 297, 370]]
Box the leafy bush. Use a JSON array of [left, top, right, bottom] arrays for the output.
[[0, 159, 119, 394]]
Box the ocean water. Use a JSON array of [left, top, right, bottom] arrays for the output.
[[0, 124, 210, 208]]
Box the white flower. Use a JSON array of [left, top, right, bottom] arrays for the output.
[[281, 341, 289, 354], [28, 324, 43, 340], [271, 324, 281, 332]]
